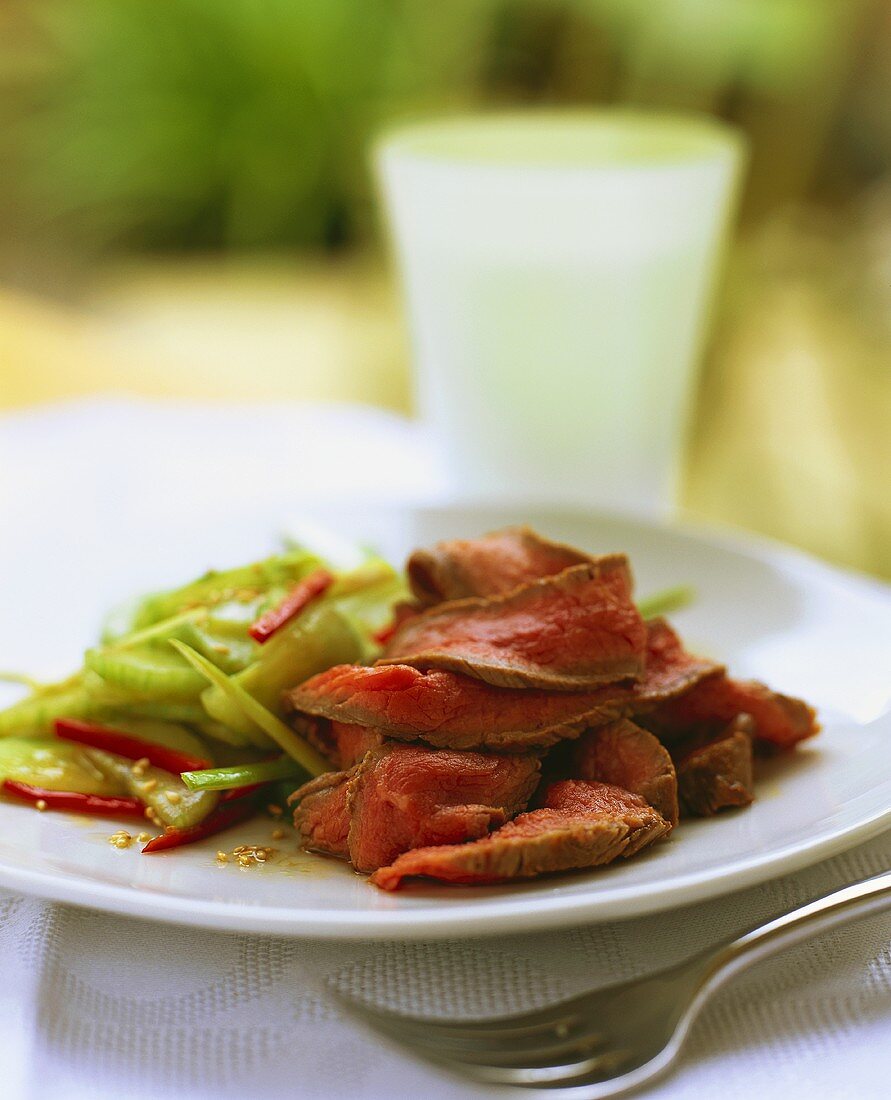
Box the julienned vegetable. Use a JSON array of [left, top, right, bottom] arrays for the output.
[[249, 568, 334, 643], [1, 780, 144, 818], [0, 539, 402, 842], [637, 585, 695, 621], [141, 795, 259, 853], [169, 641, 329, 776], [181, 756, 304, 792], [55, 717, 212, 773]]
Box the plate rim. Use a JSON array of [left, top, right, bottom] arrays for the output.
[[0, 798, 889, 939]]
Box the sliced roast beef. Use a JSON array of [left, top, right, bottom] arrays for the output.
[[295, 716, 382, 769], [289, 769, 352, 858], [371, 779, 670, 890], [285, 619, 720, 752], [289, 741, 541, 873], [408, 526, 591, 605], [676, 716, 755, 816], [647, 673, 818, 750], [380, 558, 647, 690], [347, 743, 540, 873], [570, 720, 679, 826]]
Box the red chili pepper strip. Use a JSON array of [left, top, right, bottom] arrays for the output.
[[55, 717, 211, 773], [141, 795, 258, 853], [2, 780, 144, 818], [248, 568, 334, 643], [372, 622, 398, 646], [219, 782, 265, 803]]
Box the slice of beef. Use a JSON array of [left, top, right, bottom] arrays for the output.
[[289, 769, 352, 858], [294, 715, 381, 769], [647, 674, 818, 750], [330, 722, 383, 769], [289, 742, 541, 873], [371, 779, 670, 890], [380, 557, 647, 690], [284, 619, 721, 752], [570, 720, 678, 826], [676, 716, 755, 816], [347, 743, 540, 873], [408, 526, 591, 605]]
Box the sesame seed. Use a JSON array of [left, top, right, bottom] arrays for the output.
[[35, 799, 47, 812]]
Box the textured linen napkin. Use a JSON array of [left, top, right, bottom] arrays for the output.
[[0, 401, 888, 1100]]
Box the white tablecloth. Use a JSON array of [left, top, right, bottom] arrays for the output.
[[1, 400, 889, 1100]]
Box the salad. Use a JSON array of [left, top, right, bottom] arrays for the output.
[[0, 536, 405, 852], [0, 525, 818, 889]]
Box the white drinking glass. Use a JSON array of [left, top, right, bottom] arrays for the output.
[[376, 111, 745, 514]]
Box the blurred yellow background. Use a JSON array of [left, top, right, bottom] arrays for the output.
[[0, 0, 888, 576]]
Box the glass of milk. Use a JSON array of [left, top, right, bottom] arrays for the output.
[[376, 112, 745, 514]]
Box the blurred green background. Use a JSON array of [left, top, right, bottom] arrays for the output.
[[0, 0, 888, 575]]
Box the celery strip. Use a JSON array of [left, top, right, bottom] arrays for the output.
[[0, 672, 46, 691], [131, 550, 322, 630], [181, 756, 305, 792], [170, 641, 329, 777], [76, 716, 212, 762], [85, 646, 207, 701], [86, 748, 219, 828], [0, 738, 127, 796], [201, 606, 363, 736], [638, 585, 695, 621], [0, 678, 92, 738]]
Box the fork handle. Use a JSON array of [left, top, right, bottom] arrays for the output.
[[706, 867, 891, 989]]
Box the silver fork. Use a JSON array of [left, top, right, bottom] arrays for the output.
[[333, 868, 891, 1098]]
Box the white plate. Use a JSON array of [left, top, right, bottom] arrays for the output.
[[1, 501, 889, 939]]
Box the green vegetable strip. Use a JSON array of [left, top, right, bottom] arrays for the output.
[[201, 606, 362, 737], [637, 585, 695, 621], [86, 747, 219, 829], [131, 550, 322, 630], [169, 641, 330, 777], [84, 646, 207, 700], [181, 756, 305, 792], [0, 672, 46, 690]]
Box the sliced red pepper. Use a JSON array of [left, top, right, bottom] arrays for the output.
[[2, 780, 144, 818], [218, 781, 272, 803], [55, 717, 211, 773], [372, 602, 418, 647], [141, 794, 258, 852], [372, 622, 398, 646], [248, 568, 334, 643]]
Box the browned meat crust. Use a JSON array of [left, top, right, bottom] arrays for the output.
[[408, 526, 591, 605], [646, 674, 818, 750], [677, 717, 755, 816], [289, 769, 352, 858]]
